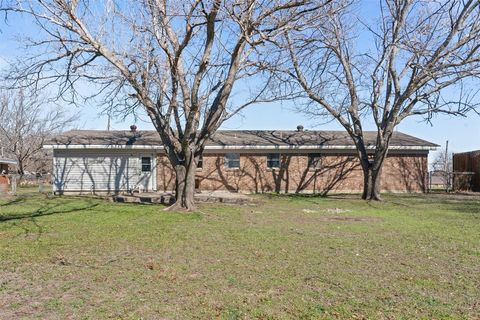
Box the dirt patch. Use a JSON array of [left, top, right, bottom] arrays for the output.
[[423, 193, 480, 201], [319, 216, 382, 222], [302, 208, 352, 214]]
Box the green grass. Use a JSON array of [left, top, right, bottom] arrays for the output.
[[0, 189, 479, 319]]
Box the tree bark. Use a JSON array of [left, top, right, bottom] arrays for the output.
[[165, 149, 199, 211], [360, 143, 388, 201], [362, 164, 382, 201]]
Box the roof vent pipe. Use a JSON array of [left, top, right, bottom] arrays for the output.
[[130, 125, 137, 133], [297, 125, 304, 132]]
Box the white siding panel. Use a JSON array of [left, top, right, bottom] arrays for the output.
[[54, 155, 142, 192]]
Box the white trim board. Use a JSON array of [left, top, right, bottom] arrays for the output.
[[45, 144, 437, 151]]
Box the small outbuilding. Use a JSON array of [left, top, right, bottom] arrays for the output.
[[45, 129, 438, 195], [453, 150, 480, 191]]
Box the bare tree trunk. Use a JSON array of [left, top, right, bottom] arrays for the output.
[[167, 150, 198, 211], [361, 144, 388, 201], [362, 164, 382, 201]]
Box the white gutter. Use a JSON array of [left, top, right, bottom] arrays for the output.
[[204, 145, 437, 151], [44, 144, 438, 151], [0, 158, 18, 165], [43, 144, 161, 150]]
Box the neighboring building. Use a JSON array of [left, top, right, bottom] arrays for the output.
[[0, 158, 17, 174], [429, 170, 451, 191], [44, 129, 438, 195], [0, 158, 17, 193], [453, 150, 479, 191]]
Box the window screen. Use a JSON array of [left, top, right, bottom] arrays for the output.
[[225, 153, 240, 169], [267, 154, 280, 168], [141, 157, 152, 172]]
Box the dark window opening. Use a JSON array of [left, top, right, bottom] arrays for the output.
[[308, 154, 322, 169], [141, 157, 152, 172], [267, 154, 281, 169], [225, 153, 240, 169], [197, 155, 203, 169]]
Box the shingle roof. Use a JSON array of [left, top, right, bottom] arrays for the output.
[[45, 130, 438, 149]]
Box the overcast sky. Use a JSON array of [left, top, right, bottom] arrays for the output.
[[0, 1, 479, 158]]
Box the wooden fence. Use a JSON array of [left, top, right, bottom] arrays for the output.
[[453, 150, 480, 191]]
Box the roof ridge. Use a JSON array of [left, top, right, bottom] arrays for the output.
[[45, 129, 439, 148]]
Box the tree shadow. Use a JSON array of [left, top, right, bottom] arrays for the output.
[[54, 152, 151, 194], [390, 155, 428, 192], [193, 153, 358, 195], [0, 197, 26, 207], [0, 200, 100, 222]]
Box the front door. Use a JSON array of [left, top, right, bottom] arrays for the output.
[[138, 156, 152, 192]]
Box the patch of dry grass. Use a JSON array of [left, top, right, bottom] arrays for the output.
[[1, 190, 479, 319]]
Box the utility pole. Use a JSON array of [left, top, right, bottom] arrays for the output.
[[107, 113, 111, 131], [444, 140, 449, 192]]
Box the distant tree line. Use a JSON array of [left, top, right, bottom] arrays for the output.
[[0, 89, 74, 176]]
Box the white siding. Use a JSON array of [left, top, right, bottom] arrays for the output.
[[53, 150, 156, 193]]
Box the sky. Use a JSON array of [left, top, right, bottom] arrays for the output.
[[0, 1, 479, 161]]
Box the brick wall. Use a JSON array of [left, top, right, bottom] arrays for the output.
[[157, 152, 428, 194]]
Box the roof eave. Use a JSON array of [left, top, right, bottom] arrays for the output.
[[0, 159, 18, 165], [43, 144, 438, 151]]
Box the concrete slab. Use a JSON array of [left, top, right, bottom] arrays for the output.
[[113, 191, 252, 205]]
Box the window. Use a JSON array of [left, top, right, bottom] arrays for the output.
[[368, 154, 375, 164], [225, 153, 240, 169], [267, 154, 280, 169], [197, 155, 203, 169], [141, 157, 152, 172], [308, 154, 322, 169]]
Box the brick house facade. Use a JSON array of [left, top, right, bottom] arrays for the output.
[[46, 129, 437, 194], [157, 152, 429, 194]]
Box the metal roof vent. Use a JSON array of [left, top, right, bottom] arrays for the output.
[[130, 125, 137, 132], [297, 125, 304, 132]]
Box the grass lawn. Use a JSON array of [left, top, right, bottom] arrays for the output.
[[0, 189, 479, 319]]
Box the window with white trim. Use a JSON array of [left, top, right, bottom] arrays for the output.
[[266, 154, 280, 169], [225, 153, 240, 169], [141, 157, 152, 172]]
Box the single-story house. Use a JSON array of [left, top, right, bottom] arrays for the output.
[[44, 128, 438, 195]]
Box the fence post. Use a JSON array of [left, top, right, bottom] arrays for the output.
[[11, 175, 17, 195], [38, 177, 44, 193]]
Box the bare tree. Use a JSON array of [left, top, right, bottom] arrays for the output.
[[430, 142, 453, 191], [268, 0, 480, 200], [0, 0, 322, 210], [0, 89, 74, 175]]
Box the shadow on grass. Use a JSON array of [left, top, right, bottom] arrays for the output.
[[265, 193, 362, 200], [0, 196, 27, 207], [0, 201, 100, 222], [447, 202, 480, 215]]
